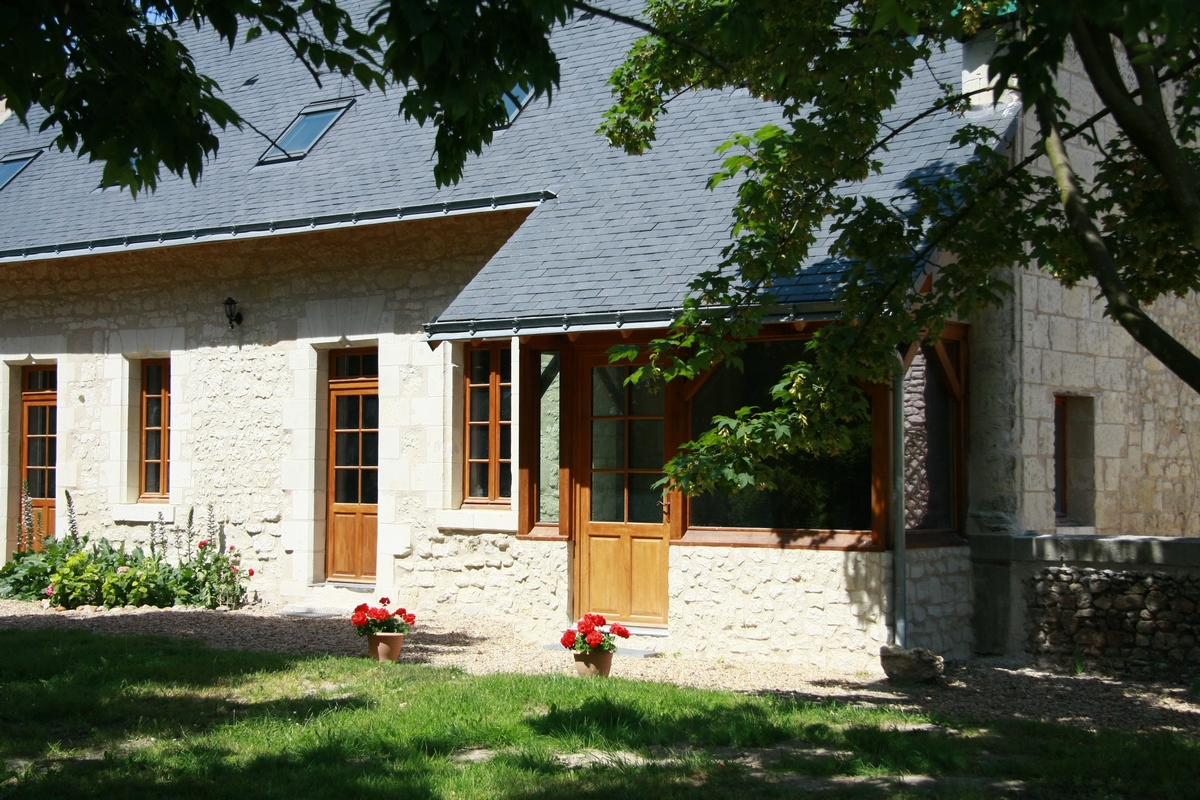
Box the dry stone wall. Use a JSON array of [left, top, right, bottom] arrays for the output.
[[1028, 566, 1200, 674]]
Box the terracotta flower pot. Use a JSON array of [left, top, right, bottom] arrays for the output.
[[367, 632, 406, 662], [573, 650, 613, 677]]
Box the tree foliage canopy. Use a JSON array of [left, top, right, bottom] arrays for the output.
[[2, 0, 1199, 496]]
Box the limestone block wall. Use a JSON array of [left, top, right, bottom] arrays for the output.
[[904, 546, 972, 659], [395, 531, 570, 643], [968, 40, 1200, 539], [0, 211, 529, 609]]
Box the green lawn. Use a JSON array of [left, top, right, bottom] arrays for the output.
[[0, 629, 1196, 798]]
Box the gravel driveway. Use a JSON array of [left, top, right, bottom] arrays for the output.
[[2, 599, 1197, 736]]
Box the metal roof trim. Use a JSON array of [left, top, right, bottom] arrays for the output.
[[424, 303, 843, 341]]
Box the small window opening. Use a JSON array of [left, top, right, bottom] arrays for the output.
[[0, 150, 41, 191], [500, 84, 533, 127], [258, 100, 354, 163], [240, 76, 259, 89], [1053, 395, 1095, 527]]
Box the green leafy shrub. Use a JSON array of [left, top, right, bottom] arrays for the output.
[[1, 492, 249, 610]]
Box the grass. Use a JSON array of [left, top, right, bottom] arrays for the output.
[[0, 630, 1197, 798]]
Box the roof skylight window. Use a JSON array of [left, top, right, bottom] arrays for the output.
[[0, 149, 41, 191], [258, 99, 354, 164], [500, 84, 533, 127]]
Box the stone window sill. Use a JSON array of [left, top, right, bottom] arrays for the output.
[[436, 507, 518, 533], [111, 504, 176, 524]]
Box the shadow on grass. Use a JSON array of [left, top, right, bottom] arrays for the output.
[[0, 629, 369, 758]]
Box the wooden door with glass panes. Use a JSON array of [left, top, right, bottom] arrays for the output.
[[575, 355, 669, 626], [20, 366, 57, 549], [326, 350, 379, 582]]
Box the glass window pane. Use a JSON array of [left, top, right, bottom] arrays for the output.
[[27, 406, 46, 436], [362, 353, 379, 377], [499, 463, 512, 498], [144, 463, 161, 494], [0, 156, 32, 190], [47, 439, 56, 468], [689, 340, 872, 530], [499, 424, 511, 460], [629, 473, 663, 523], [591, 367, 625, 416], [469, 425, 489, 460], [335, 469, 358, 504], [591, 420, 625, 470], [630, 376, 665, 416], [469, 387, 490, 422], [334, 354, 360, 378], [590, 472, 624, 522], [145, 430, 161, 461], [362, 432, 378, 467], [362, 394, 379, 429], [538, 353, 561, 524], [27, 469, 46, 499], [146, 397, 162, 428], [469, 463, 489, 498], [48, 406, 57, 436], [27, 438, 46, 467], [628, 419, 664, 470], [361, 470, 378, 505], [906, 346, 955, 530], [46, 468, 55, 498], [145, 364, 163, 395], [265, 108, 342, 159], [27, 370, 54, 392], [335, 395, 359, 429], [469, 350, 491, 385], [335, 432, 359, 467], [500, 386, 511, 422], [500, 349, 511, 384]]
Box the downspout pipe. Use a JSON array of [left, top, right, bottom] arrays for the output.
[[892, 363, 908, 648]]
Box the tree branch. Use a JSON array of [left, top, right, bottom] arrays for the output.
[[1035, 94, 1200, 394], [570, 1, 733, 74], [1069, 14, 1200, 250]]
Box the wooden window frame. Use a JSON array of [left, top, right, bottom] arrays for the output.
[[19, 365, 58, 547], [463, 342, 512, 506], [138, 359, 170, 501], [515, 323, 969, 550]]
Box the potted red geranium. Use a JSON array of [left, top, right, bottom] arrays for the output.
[[560, 613, 630, 677], [350, 597, 416, 662]]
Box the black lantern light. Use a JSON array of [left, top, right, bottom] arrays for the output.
[[223, 297, 243, 329]]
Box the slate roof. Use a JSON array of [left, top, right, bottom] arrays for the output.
[[0, 2, 1018, 337]]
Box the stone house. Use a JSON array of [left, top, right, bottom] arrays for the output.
[[0, 7, 1196, 669]]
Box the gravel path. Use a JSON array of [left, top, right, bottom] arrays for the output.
[[2, 599, 1197, 736]]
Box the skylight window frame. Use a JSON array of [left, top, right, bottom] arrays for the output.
[[257, 98, 355, 165], [497, 84, 534, 129], [0, 149, 43, 192]]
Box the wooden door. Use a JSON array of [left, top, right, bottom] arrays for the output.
[[326, 350, 378, 583], [19, 366, 57, 549], [576, 355, 669, 626]]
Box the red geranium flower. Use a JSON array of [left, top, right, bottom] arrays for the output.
[[560, 630, 577, 648], [354, 603, 369, 613], [368, 607, 390, 621], [247, 568, 255, 577], [577, 618, 595, 635], [610, 623, 631, 639], [379, 597, 391, 606], [585, 631, 603, 649], [404, 613, 415, 624], [351, 611, 368, 626], [197, 540, 209, 549]]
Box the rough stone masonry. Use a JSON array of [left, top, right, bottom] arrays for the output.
[[1028, 565, 1200, 675]]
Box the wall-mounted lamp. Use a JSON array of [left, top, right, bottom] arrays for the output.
[[223, 297, 243, 330]]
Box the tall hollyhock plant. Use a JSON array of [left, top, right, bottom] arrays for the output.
[[350, 597, 416, 637], [560, 613, 630, 654]]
